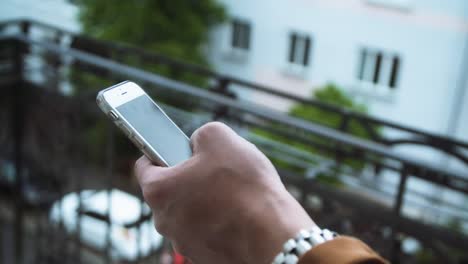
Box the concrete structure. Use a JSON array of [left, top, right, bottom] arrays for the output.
[[208, 0, 468, 170]]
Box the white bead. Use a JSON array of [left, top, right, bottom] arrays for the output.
[[310, 232, 325, 245], [322, 229, 335, 240], [284, 254, 299, 264], [272, 253, 285, 264], [295, 230, 311, 240], [283, 239, 297, 253], [296, 240, 312, 255]]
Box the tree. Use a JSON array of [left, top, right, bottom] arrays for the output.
[[72, 1, 226, 167], [290, 84, 368, 136], [254, 84, 380, 185], [79, 0, 225, 66], [74, 0, 226, 94]]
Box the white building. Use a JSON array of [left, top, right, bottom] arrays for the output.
[[207, 0, 468, 174]]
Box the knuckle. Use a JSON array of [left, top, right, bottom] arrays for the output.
[[194, 122, 230, 143], [137, 170, 152, 187], [191, 122, 236, 153], [199, 121, 229, 136], [141, 183, 169, 212], [141, 179, 164, 203], [247, 140, 258, 150]]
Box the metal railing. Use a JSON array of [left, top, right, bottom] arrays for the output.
[[0, 19, 467, 264]]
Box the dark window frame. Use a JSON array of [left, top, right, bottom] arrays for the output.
[[231, 19, 251, 51], [358, 48, 402, 89], [373, 52, 383, 84], [288, 32, 312, 67], [389, 56, 400, 88]]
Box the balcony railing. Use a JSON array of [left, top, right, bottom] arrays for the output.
[[0, 19, 467, 264]]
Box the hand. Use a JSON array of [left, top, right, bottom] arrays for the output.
[[135, 122, 316, 264]]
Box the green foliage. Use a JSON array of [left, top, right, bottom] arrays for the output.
[[73, 0, 226, 96], [78, 0, 225, 67], [73, 0, 226, 166], [253, 84, 380, 185], [291, 83, 379, 167], [290, 83, 368, 138]]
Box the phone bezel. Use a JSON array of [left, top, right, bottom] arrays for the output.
[[97, 81, 190, 167], [102, 82, 145, 107]]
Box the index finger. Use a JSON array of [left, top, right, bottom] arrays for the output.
[[134, 155, 168, 184]]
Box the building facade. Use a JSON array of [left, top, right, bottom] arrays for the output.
[[208, 0, 468, 171]]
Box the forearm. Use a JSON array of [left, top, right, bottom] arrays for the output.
[[243, 188, 316, 264], [241, 188, 387, 264]]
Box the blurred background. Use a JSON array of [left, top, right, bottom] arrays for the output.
[[0, 0, 467, 263]]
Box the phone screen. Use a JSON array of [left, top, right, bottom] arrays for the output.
[[116, 95, 192, 166]]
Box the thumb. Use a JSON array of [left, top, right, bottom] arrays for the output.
[[190, 122, 238, 154]]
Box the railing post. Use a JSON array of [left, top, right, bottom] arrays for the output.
[[211, 77, 235, 120], [105, 122, 115, 264], [75, 169, 83, 264], [334, 113, 350, 172], [394, 166, 409, 216], [20, 20, 30, 37], [390, 165, 409, 264], [50, 31, 64, 92], [12, 38, 25, 264]]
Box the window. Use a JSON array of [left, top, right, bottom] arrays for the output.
[[288, 33, 311, 66], [231, 19, 251, 51], [358, 48, 401, 89]]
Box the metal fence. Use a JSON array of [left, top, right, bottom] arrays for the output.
[[0, 19, 467, 264]]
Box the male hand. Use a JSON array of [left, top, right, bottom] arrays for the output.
[[135, 122, 315, 264]]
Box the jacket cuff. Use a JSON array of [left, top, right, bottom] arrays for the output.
[[298, 236, 388, 264]]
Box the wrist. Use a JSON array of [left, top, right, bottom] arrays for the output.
[[243, 188, 316, 264]]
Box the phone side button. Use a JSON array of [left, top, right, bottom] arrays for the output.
[[119, 125, 132, 137], [109, 110, 119, 121], [133, 136, 146, 150]]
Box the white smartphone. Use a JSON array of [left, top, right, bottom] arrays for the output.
[[96, 81, 192, 167]]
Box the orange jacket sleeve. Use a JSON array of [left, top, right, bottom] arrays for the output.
[[298, 236, 388, 264]]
